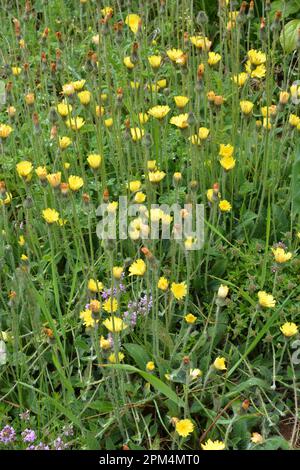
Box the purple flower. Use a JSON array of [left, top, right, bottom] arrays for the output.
[[62, 424, 74, 437], [22, 428, 36, 443], [0, 425, 16, 445], [123, 294, 153, 326], [53, 436, 68, 450], [19, 410, 30, 422], [27, 442, 50, 450]]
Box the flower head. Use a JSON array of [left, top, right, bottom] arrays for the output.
[[129, 259, 146, 276], [175, 419, 194, 437], [257, 291, 276, 309], [148, 105, 170, 120], [42, 208, 60, 224], [171, 282, 187, 300], [201, 439, 225, 450], [103, 316, 128, 333], [125, 14, 141, 34], [213, 356, 227, 371], [280, 322, 298, 338]]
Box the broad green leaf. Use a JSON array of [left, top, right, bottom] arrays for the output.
[[123, 343, 151, 370], [102, 363, 185, 408], [280, 19, 300, 53]]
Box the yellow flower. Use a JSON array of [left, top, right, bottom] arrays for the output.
[[35, 166, 48, 181], [0, 124, 13, 139], [184, 313, 197, 324], [25, 93, 35, 105], [157, 79, 167, 89], [47, 172, 61, 188], [232, 72, 248, 87], [147, 160, 157, 171], [95, 105, 104, 117], [280, 322, 298, 338], [18, 235, 25, 246], [12, 66, 22, 76], [213, 357, 227, 371], [103, 297, 118, 313], [166, 48, 184, 62], [279, 91, 290, 105], [125, 14, 141, 34], [0, 192, 12, 206], [87, 154, 102, 169], [148, 105, 170, 120], [148, 55, 162, 68], [104, 117, 113, 128], [201, 439, 225, 450], [42, 208, 60, 224], [240, 100, 254, 115], [251, 433, 264, 444], [129, 180, 141, 192], [198, 127, 210, 140], [88, 278, 103, 293], [68, 175, 84, 191], [16, 161, 33, 178], [123, 56, 135, 69], [219, 200, 232, 212], [108, 352, 125, 363], [72, 79, 86, 91], [157, 276, 169, 291], [175, 419, 194, 437], [289, 114, 300, 127], [148, 170, 166, 183], [208, 52, 221, 66], [189, 134, 201, 145], [101, 6, 113, 16], [170, 113, 189, 129], [7, 106, 16, 117], [171, 282, 187, 300], [80, 309, 98, 328], [129, 259, 146, 276], [190, 35, 212, 51], [261, 105, 277, 118], [220, 156, 236, 171], [21, 254, 28, 261], [103, 316, 128, 333], [107, 201, 118, 212], [62, 83, 75, 96], [134, 192, 146, 203], [217, 285, 229, 299], [57, 101, 72, 117], [65, 116, 85, 130], [59, 136, 72, 149], [130, 127, 144, 141], [100, 336, 111, 350], [245, 62, 266, 79], [146, 361, 155, 371], [272, 247, 292, 263], [174, 96, 189, 108], [248, 49, 266, 66], [257, 291, 276, 309], [78, 90, 91, 105], [219, 144, 234, 158], [138, 113, 149, 124], [113, 266, 123, 280]]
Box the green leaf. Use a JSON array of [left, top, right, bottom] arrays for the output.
[[102, 363, 185, 407], [225, 378, 268, 398], [271, 1, 300, 18], [280, 19, 300, 53], [292, 146, 300, 214], [123, 343, 151, 370]]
